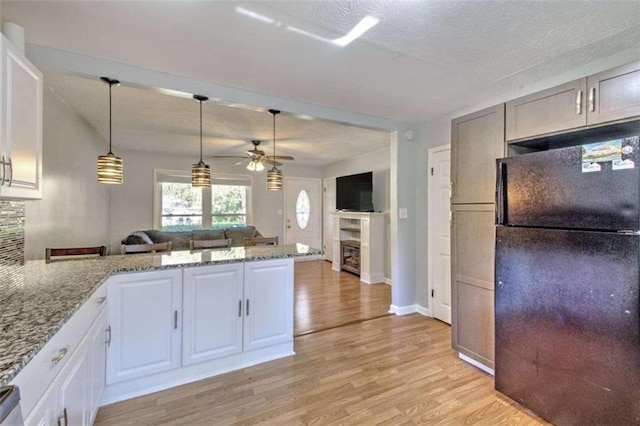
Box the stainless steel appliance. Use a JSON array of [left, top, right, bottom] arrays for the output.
[[495, 136, 640, 425], [0, 386, 23, 426]]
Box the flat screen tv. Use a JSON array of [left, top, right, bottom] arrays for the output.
[[336, 172, 373, 212]]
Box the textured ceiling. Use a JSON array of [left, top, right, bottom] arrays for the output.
[[4, 1, 640, 123], [44, 70, 390, 165]]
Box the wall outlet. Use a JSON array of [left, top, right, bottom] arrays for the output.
[[399, 208, 408, 219], [277, 209, 283, 216]]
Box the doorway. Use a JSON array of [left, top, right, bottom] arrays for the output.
[[284, 177, 322, 249], [428, 145, 452, 324], [322, 177, 336, 261]]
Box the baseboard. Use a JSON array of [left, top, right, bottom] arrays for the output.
[[101, 342, 294, 406], [361, 272, 386, 284], [415, 304, 431, 317], [384, 278, 392, 285], [459, 353, 495, 376], [294, 255, 321, 262], [388, 304, 417, 315]]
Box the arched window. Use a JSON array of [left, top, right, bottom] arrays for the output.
[[296, 190, 310, 229]]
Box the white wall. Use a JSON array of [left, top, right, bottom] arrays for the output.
[[108, 149, 322, 253], [24, 87, 111, 260]]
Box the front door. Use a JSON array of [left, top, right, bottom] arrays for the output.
[[284, 177, 322, 249], [322, 178, 336, 261], [428, 145, 452, 324]]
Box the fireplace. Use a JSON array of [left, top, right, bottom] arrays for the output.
[[340, 240, 361, 275]]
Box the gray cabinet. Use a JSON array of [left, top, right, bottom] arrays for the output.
[[506, 60, 640, 141], [451, 104, 505, 204], [451, 204, 495, 368], [587, 61, 640, 125], [506, 79, 587, 141]]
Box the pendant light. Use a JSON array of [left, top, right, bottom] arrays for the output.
[[266, 109, 283, 191], [97, 77, 123, 184], [192, 95, 211, 187]]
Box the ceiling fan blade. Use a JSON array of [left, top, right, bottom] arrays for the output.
[[235, 159, 249, 165], [212, 155, 249, 159], [271, 155, 294, 161], [263, 159, 283, 166], [245, 149, 265, 156]]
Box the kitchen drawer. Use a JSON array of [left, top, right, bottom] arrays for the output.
[[11, 283, 107, 419]]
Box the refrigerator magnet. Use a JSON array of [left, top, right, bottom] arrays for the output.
[[582, 162, 602, 173], [612, 159, 635, 170]]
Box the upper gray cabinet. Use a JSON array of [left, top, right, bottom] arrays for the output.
[[506, 79, 587, 141], [506, 60, 640, 142], [451, 104, 505, 204], [587, 61, 640, 126]]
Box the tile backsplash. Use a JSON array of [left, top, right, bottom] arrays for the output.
[[0, 201, 25, 275]]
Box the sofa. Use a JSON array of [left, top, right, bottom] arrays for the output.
[[121, 226, 263, 251]]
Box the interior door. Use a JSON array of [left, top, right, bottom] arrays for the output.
[[322, 178, 335, 261], [428, 145, 451, 324], [284, 177, 322, 249]]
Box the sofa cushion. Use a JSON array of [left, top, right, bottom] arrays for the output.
[[144, 230, 192, 250], [225, 226, 258, 247], [121, 231, 154, 245], [191, 229, 226, 241]]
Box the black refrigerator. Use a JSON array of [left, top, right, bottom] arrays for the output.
[[495, 136, 640, 426]]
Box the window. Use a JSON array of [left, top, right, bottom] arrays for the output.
[[155, 170, 252, 231], [295, 190, 310, 229]]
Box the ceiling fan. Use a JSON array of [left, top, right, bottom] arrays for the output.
[[212, 140, 294, 171]]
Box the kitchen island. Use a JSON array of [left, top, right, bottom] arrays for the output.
[[1, 244, 321, 425]]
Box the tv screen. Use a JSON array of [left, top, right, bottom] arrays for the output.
[[336, 172, 373, 212]]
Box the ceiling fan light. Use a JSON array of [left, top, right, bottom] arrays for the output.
[[97, 152, 123, 184], [255, 161, 265, 172], [267, 167, 282, 191], [192, 161, 211, 187]]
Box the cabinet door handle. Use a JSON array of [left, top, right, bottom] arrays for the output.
[[106, 325, 112, 347], [51, 346, 70, 365], [246, 299, 250, 316], [1, 156, 5, 186], [96, 296, 106, 304], [7, 157, 12, 187], [575, 90, 583, 114], [56, 407, 68, 426], [174, 310, 178, 329], [588, 87, 596, 112], [238, 300, 242, 317]]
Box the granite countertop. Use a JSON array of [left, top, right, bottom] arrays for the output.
[[0, 244, 321, 386]]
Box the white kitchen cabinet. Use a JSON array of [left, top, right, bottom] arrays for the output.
[[182, 264, 244, 366], [87, 308, 107, 424], [243, 259, 294, 352], [56, 346, 89, 426], [0, 34, 42, 199], [106, 270, 182, 384]]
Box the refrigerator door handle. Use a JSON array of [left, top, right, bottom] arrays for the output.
[[496, 161, 507, 225]]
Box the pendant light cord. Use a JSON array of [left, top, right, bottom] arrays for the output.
[[199, 99, 203, 163], [272, 112, 276, 164], [108, 82, 113, 155]]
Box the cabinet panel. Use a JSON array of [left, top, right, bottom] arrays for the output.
[[506, 79, 586, 142], [587, 61, 640, 125], [183, 264, 243, 366], [243, 259, 294, 352], [451, 204, 495, 368], [451, 104, 505, 204], [87, 308, 107, 424], [106, 270, 182, 384], [0, 37, 42, 199], [57, 346, 88, 426]]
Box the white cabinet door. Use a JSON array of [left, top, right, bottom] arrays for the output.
[[106, 270, 182, 384], [57, 347, 89, 426], [87, 308, 107, 424], [0, 36, 42, 199], [243, 259, 294, 352], [183, 264, 243, 366], [26, 385, 57, 426]]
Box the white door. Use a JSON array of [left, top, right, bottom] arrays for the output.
[[106, 269, 182, 384], [284, 177, 322, 248], [183, 264, 244, 366], [243, 259, 293, 352], [322, 178, 336, 261], [428, 145, 452, 324]]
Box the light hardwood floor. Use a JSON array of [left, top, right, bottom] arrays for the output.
[[294, 260, 391, 336], [95, 314, 548, 425]]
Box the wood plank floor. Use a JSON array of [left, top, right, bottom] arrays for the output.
[[95, 315, 549, 426], [294, 260, 391, 336]]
